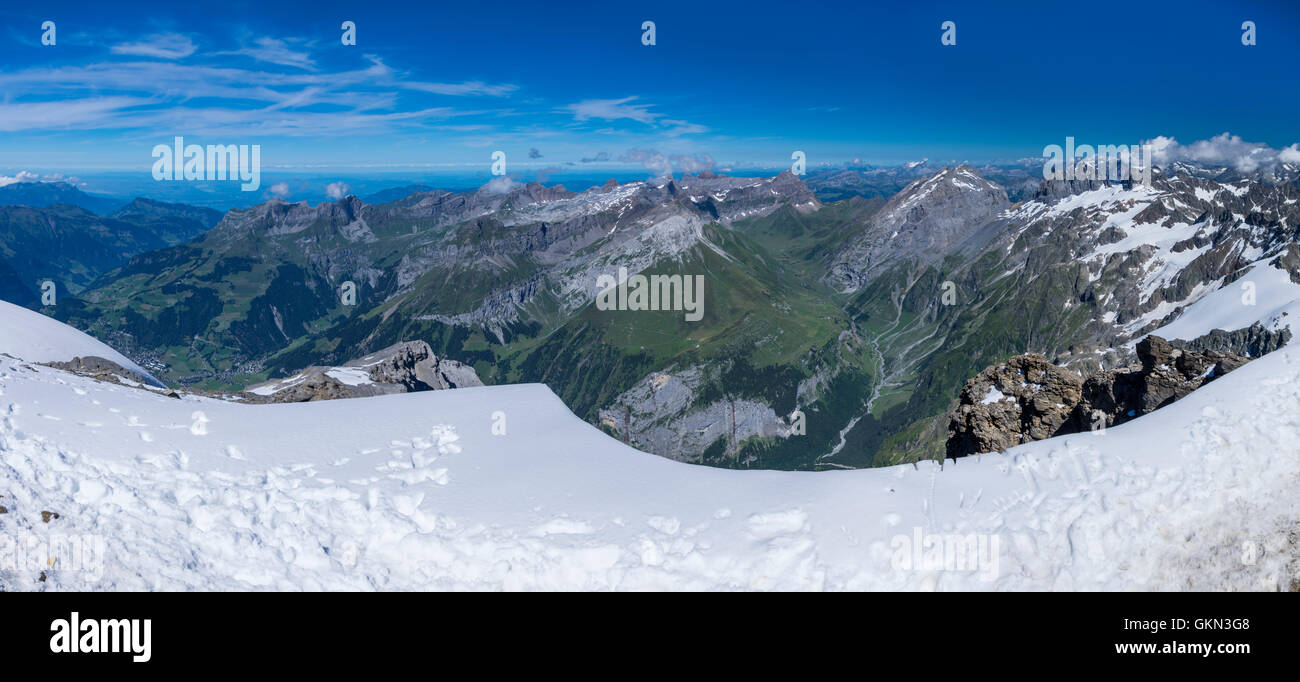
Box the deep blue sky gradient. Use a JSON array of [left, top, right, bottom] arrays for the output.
[[0, 0, 1296, 176]]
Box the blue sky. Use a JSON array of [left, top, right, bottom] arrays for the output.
[[1, 0, 1297, 181]]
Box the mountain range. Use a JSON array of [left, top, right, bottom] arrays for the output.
[[6, 160, 1298, 470], [0, 190, 221, 305]]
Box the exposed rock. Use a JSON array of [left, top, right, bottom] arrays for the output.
[[41, 356, 174, 393], [827, 166, 1010, 292], [945, 354, 1083, 459], [597, 365, 793, 463], [363, 341, 483, 391], [244, 341, 482, 403], [947, 335, 1254, 457], [1072, 336, 1250, 431], [1175, 323, 1290, 359]]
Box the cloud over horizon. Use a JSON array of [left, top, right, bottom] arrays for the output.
[[1146, 133, 1300, 173], [325, 181, 350, 199]]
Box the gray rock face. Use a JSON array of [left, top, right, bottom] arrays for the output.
[[245, 341, 481, 403], [1030, 176, 1112, 202], [597, 366, 793, 463], [1175, 322, 1291, 358], [946, 335, 1255, 457], [826, 166, 1010, 292], [361, 341, 483, 391], [945, 354, 1084, 458]]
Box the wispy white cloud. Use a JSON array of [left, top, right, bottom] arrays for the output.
[[564, 96, 706, 137], [404, 80, 518, 97], [661, 119, 708, 136], [0, 31, 726, 169], [226, 37, 316, 70], [110, 33, 197, 59], [566, 97, 660, 124], [0, 96, 153, 132], [0, 53, 511, 136]]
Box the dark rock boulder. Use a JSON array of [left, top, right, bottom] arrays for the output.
[[1071, 336, 1250, 431], [946, 354, 1083, 458]]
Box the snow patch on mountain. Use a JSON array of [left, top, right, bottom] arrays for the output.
[[1149, 257, 1300, 341]]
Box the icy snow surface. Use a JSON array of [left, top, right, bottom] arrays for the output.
[[1, 305, 1297, 591], [0, 350, 1296, 590], [0, 300, 160, 385]]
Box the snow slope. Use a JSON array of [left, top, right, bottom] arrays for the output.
[[1, 319, 1297, 590], [1150, 256, 1300, 342], [0, 300, 161, 386]]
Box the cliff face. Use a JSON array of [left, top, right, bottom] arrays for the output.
[[946, 335, 1256, 458]]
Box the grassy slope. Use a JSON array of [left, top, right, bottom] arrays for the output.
[[53, 190, 1109, 470]]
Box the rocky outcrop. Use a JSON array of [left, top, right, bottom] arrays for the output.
[[946, 335, 1255, 457], [1175, 323, 1290, 359], [244, 341, 481, 403], [42, 356, 177, 395], [1073, 336, 1249, 430], [945, 354, 1084, 459], [43, 342, 483, 405], [363, 341, 482, 391]]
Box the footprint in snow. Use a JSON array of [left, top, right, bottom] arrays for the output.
[[190, 411, 209, 436], [646, 516, 681, 535], [430, 425, 461, 455], [746, 509, 809, 540]]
